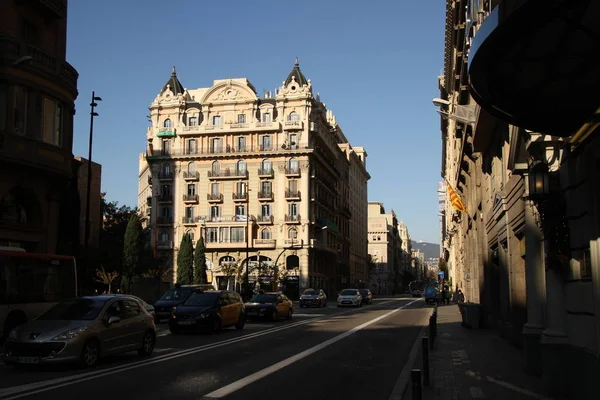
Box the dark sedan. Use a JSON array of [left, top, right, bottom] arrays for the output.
[[299, 288, 327, 307], [154, 284, 206, 322], [168, 290, 245, 333]]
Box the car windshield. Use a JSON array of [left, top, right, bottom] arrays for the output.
[[183, 292, 220, 307], [302, 290, 319, 296], [340, 289, 358, 296], [160, 287, 195, 301], [250, 294, 277, 303], [37, 298, 105, 321]]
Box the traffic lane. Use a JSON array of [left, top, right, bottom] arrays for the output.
[[209, 305, 431, 400], [1, 299, 419, 400], [0, 308, 325, 389]]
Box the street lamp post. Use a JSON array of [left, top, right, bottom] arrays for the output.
[[84, 91, 101, 291]]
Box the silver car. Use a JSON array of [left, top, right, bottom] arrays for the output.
[[3, 295, 156, 367]]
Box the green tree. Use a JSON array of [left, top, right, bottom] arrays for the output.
[[438, 258, 449, 281], [99, 193, 137, 279], [193, 237, 208, 284], [177, 234, 194, 284], [121, 214, 142, 293], [142, 249, 172, 299]]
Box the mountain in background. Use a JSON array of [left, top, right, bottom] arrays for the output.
[[411, 240, 440, 259]]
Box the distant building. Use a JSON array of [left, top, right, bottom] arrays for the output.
[[367, 202, 402, 294]]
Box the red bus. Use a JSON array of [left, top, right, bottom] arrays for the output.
[[0, 249, 77, 340]]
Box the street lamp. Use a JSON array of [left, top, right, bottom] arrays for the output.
[[84, 91, 101, 290]]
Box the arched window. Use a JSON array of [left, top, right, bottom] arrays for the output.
[[163, 118, 172, 128], [261, 159, 272, 173], [220, 255, 236, 265], [187, 162, 196, 173], [236, 160, 247, 174], [286, 255, 299, 270], [212, 161, 220, 174], [185, 229, 194, 242], [288, 227, 297, 239], [260, 228, 272, 240], [288, 111, 299, 121]]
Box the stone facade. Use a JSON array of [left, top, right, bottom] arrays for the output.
[[367, 202, 402, 294], [139, 61, 369, 299]]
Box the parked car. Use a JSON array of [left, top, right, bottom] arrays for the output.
[[154, 284, 209, 322], [169, 290, 245, 333], [299, 288, 327, 307], [245, 292, 294, 321], [105, 294, 156, 320], [337, 289, 363, 308], [358, 289, 373, 305], [4, 295, 156, 367]]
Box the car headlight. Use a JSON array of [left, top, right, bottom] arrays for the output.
[[52, 327, 87, 341], [200, 313, 210, 319], [8, 329, 17, 340]]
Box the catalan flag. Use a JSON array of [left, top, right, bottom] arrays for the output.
[[446, 181, 467, 213]]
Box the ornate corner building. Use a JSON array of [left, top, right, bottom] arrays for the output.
[[138, 60, 370, 298], [439, 0, 600, 397], [0, 0, 80, 254]]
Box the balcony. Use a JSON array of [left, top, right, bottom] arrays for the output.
[[205, 239, 248, 250], [183, 171, 199, 180], [257, 191, 273, 201], [208, 169, 248, 180], [158, 172, 173, 180], [156, 240, 173, 250], [257, 168, 274, 178], [183, 194, 199, 203], [285, 167, 301, 177], [285, 190, 301, 200], [146, 196, 152, 206], [283, 120, 303, 130], [285, 215, 301, 224], [157, 128, 176, 138], [232, 192, 248, 202], [156, 217, 173, 226], [204, 215, 254, 225], [284, 239, 303, 247], [254, 239, 276, 249], [256, 215, 273, 224], [178, 121, 281, 135], [147, 175, 152, 185], [182, 216, 200, 225], [207, 193, 223, 203], [157, 195, 173, 203], [0, 36, 78, 97]]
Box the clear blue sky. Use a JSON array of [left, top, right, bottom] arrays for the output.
[[67, 0, 445, 244]]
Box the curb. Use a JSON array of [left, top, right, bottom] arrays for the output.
[[387, 310, 430, 400]]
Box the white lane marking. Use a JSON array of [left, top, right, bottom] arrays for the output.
[[486, 377, 553, 400], [0, 299, 405, 399], [203, 299, 421, 398], [293, 314, 326, 317]]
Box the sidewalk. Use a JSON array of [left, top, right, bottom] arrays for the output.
[[404, 304, 554, 400]]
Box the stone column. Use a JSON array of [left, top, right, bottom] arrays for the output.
[[541, 242, 569, 394], [522, 197, 546, 376]]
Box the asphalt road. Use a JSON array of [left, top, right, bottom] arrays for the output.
[[0, 296, 429, 400]]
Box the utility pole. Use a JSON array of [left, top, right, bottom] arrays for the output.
[[84, 91, 101, 291]]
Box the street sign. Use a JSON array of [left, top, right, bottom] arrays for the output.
[[438, 271, 445, 279]]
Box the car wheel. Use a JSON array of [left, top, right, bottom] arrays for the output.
[[137, 330, 155, 356], [286, 308, 293, 320], [235, 314, 245, 330], [80, 339, 100, 368], [213, 318, 222, 333], [271, 310, 278, 321]]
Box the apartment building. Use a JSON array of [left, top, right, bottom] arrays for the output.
[[367, 202, 402, 294], [438, 0, 600, 396], [0, 0, 79, 254], [138, 60, 369, 298]]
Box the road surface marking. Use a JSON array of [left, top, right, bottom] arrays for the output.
[[293, 314, 326, 317], [202, 299, 421, 398], [0, 299, 404, 399]]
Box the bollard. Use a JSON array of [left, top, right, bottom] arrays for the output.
[[429, 316, 435, 349], [411, 369, 422, 400], [422, 336, 430, 386]]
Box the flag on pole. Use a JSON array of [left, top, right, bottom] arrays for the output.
[[446, 181, 467, 213]]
